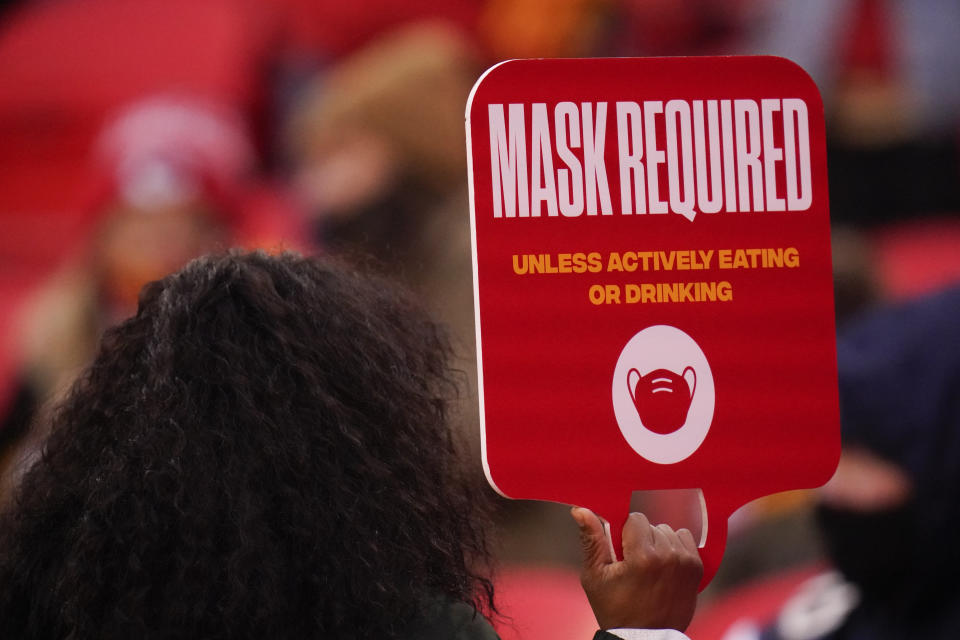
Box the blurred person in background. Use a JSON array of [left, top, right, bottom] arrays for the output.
[[286, 22, 476, 266], [0, 95, 306, 504], [0, 250, 703, 640]]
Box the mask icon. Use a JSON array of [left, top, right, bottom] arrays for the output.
[[627, 367, 697, 434]]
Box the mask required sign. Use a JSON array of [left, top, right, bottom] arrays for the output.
[[467, 57, 840, 588]]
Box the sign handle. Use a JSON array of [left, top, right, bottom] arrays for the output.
[[592, 490, 727, 591], [696, 491, 730, 589]]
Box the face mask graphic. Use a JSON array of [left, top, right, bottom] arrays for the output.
[[627, 367, 697, 434]]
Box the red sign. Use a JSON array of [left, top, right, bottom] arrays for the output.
[[466, 57, 840, 587]]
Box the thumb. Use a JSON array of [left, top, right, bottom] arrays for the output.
[[571, 507, 614, 570]]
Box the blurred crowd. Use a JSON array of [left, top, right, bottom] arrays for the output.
[[0, 0, 958, 639]]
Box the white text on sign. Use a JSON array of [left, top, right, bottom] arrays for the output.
[[488, 99, 812, 221]]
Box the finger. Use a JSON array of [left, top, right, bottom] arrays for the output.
[[658, 523, 689, 553], [571, 507, 614, 569], [676, 527, 699, 556], [622, 511, 654, 559], [651, 522, 675, 552]]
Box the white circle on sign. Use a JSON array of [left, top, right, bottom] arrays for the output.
[[612, 325, 715, 464]]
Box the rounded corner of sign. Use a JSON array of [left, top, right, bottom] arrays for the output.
[[756, 54, 806, 72], [466, 59, 522, 119], [805, 448, 843, 491], [825, 436, 843, 475], [765, 57, 824, 97], [478, 430, 509, 498], [481, 460, 510, 499]]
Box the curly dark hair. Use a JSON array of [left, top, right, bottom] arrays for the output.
[[0, 250, 495, 639]]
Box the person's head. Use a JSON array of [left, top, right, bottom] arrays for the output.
[[0, 250, 494, 639], [85, 95, 254, 320], [286, 23, 477, 237]]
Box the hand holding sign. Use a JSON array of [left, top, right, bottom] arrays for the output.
[[467, 57, 840, 587], [574, 508, 702, 632]]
